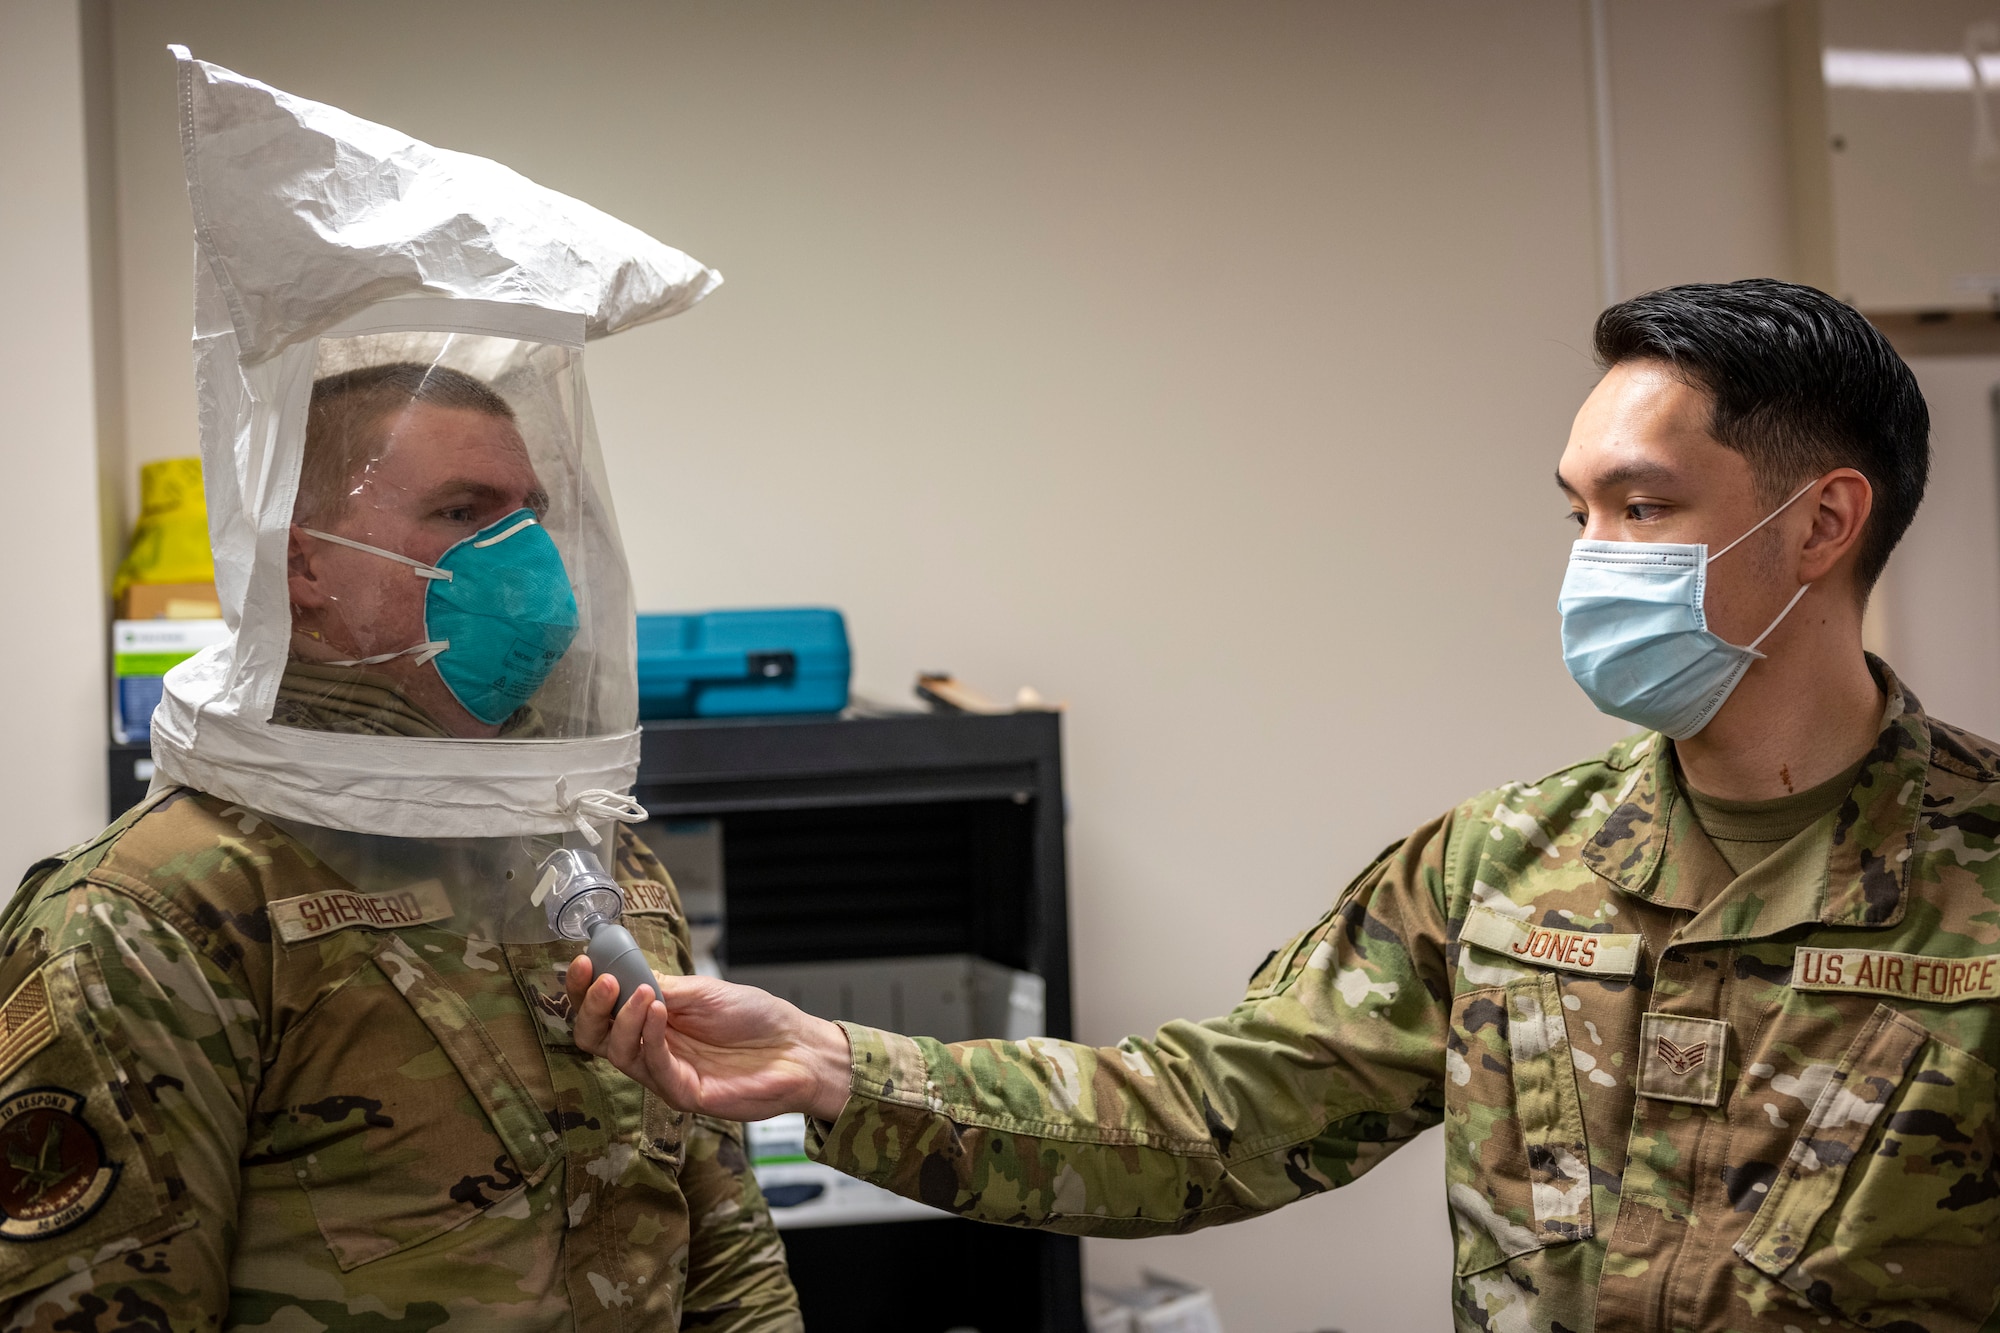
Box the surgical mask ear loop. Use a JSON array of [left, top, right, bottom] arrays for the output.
[[1708, 479, 1820, 562], [1708, 477, 1821, 656], [1739, 583, 1813, 658]]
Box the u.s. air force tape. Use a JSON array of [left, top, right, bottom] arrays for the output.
[[1792, 946, 2000, 1004], [621, 880, 679, 918], [269, 880, 453, 943], [1459, 902, 1642, 978]]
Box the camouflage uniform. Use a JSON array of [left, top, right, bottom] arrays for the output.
[[0, 787, 801, 1331], [811, 660, 2000, 1331]]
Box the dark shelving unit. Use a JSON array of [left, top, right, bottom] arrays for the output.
[[636, 710, 1081, 1333]]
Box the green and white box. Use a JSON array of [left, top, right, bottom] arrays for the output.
[[112, 619, 227, 744]]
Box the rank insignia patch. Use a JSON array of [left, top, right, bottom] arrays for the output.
[[1654, 1034, 1708, 1075], [1638, 1013, 1729, 1106], [0, 1088, 118, 1240]]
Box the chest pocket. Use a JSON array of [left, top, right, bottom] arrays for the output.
[[1445, 972, 1594, 1277], [264, 936, 559, 1270], [515, 921, 690, 1175], [1734, 1005, 2000, 1330]]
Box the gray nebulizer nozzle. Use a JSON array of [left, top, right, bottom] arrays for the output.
[[535, 847, 656, 1016]]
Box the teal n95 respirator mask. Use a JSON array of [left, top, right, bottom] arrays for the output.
[[1558, 480, 1817, 740], [303, 508, 582, 726]]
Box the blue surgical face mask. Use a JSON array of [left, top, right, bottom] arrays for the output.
[[302, 508, 580, 726], [1558, 480, 1817, 740]]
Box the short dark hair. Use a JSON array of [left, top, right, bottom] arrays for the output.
[[1592, 279, 1928, 590], [295, 362, 517, 526]]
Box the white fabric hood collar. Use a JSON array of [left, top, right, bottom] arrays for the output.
[[151, 49, 719, 839]]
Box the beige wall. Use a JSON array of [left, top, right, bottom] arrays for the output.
[[0, 2, 112, 886], [1880, 355, 2000, 740], [1608, 0, 1796, 298], [16, 0, 1920, 1326]]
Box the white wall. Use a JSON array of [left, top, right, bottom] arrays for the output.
[[19, 1, 1936, 1328], [0, 2, 111, 886]]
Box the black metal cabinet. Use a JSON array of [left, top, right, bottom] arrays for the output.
[[636, 711, 1082, 1333], [108, 743, 153, 820]]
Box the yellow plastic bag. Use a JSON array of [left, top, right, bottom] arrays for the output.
[[111, 458, 215, 597]]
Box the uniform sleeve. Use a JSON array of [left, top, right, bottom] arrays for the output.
[[677, 1116, 802, 1332], [0, 883, 259, 1329], [806, 815, 1456, 1236]]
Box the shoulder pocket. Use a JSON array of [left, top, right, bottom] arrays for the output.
[[1246, 840, 1406, 1001], [0, 946, 185, 1299], [1244, 909, 1337, 1001], [1734, 1004, 2000, 1329], [1444, 972, 1593, 1277]]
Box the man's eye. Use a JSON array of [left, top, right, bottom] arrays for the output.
[[1626, 503, 1661, 521], [440, 506, 476, 523], [1568, 511, 1587, 529]]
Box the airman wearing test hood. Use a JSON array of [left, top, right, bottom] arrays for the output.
[[0, 51, 801, 1332]]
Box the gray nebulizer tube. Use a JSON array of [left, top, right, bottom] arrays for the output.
[[585, 920, 658, 1016], [536, 847, 658, 1016]]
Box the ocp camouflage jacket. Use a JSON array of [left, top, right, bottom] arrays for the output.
[[811, 660, 2000, 1331], [0, 790, 801, 1332]]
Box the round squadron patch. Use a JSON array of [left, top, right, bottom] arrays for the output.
[[0, 1088, 118, 1240]]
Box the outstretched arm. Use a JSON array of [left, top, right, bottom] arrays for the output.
[[569, 814, 1456, 1238]]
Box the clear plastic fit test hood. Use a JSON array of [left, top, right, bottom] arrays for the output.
[[150, 47, 722, 838]]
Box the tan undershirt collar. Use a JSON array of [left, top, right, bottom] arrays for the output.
[[1682, 755, 1866, 878]]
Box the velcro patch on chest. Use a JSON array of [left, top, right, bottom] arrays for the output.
[[269, 879, 453, 943], [1638, 1012, 1728, 1105], [1459, 903, 1642, 978], [0, 974, 57, 1086], [622, 879, 679, 918], [1792, 947, 2000, 1004]]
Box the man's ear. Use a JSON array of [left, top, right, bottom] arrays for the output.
[[288, 526, 330, 612], [1797, 468, 1874, 586]]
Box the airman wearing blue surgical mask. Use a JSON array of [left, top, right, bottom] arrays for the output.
[[564, 281, 2000, 1333], [1553, 355, 1884, 784]]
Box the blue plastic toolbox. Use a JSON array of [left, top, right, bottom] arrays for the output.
[[636, 609, 851, 719]]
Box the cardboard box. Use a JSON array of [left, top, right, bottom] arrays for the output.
[[119, 582, 221, 620]]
